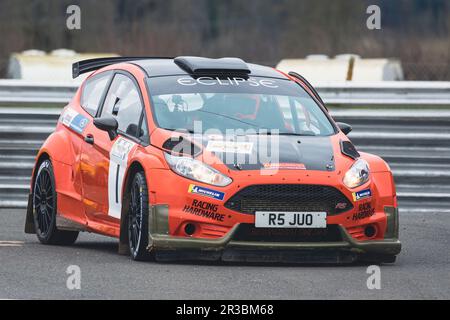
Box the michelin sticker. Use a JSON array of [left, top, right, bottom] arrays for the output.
[[108, 137, 136, 219], [188, 184, 225, 201], [206, 140, 253, 154], [60, 107, 89, 134], [352, 189, 372, 201]]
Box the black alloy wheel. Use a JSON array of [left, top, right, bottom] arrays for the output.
[[128, 171, 150, 261], [33, 159, 78, 245]]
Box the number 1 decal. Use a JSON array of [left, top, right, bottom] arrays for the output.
[[115, 164, 120, 204], [108, 137, 136, 219]]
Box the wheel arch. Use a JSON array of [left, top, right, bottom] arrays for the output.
[[30, 152, 51, 190], [118, 160, 147, 255], [359, 151, 391, 173], [26, 152, 51, 234], [360, 151, 397, 207]]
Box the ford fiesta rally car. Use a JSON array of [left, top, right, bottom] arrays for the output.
[[25, 56, 401, 263]]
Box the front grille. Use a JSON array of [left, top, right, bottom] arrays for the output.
[[232, 224, 342, 242], [225, 184, 353, 215]]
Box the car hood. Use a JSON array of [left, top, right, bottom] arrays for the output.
[[154, 129, 336, 172]]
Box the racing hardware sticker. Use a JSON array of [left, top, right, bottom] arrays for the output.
[[352, 202, 375, 221], [188, 184, 225, 201], [263, 163, 306, 170], [108, 137, 136, 219], [206, 140, 253, 154], [352, 189, 372, 201], [183, 199, 225, 222], [60, 107, 89, 134]]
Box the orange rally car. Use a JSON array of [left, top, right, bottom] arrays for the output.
[[25, 56, 401, 263]]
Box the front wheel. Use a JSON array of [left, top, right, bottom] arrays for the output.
[[33, 159, 79, 245], [127, 171, 151, 261]]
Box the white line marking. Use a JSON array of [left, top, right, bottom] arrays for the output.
[[0, 241, 24, 247]]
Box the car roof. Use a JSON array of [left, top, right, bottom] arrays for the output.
[[130, 58, 289, 80]]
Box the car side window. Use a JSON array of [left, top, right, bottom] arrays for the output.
[[101, 74, 145, 139], [80, 72, 111, 117]]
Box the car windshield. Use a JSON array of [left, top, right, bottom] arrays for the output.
[[146, 75, 335, 136]]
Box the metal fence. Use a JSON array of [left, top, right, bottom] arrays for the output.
[[0, 81, 449, 210], [1, 80, 450, 106]]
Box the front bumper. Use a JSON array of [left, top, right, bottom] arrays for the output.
[[147, 205, 401, 263]]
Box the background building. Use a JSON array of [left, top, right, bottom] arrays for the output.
[[0, 0, 448, 80]]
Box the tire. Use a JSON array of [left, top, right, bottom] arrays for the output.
[[32, 159, 79, 245], [127, 171, 151, 261]]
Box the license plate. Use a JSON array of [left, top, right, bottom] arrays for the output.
[[255, 212, 327, 228]]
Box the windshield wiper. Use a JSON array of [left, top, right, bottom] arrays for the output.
[[161, 128, 195, 134], [278, 132, 316, 136], [253, 132, 316, 136]]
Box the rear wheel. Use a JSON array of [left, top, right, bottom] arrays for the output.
[[128, 171, 151, 261], [33, 159, 79, 245]]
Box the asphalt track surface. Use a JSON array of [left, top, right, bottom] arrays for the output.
[[0, 208, 449, 300]]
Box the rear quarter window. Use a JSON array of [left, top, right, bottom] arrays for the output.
[[80, 72, 111, 117]]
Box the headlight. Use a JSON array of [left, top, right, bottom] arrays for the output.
[[164, 153, 232, 187], [343, 159, 370, 189]]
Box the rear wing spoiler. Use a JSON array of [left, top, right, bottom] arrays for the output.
[[72, 56, 173, 78]]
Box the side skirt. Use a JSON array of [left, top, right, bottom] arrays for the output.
[[56, 215, 88, 232]]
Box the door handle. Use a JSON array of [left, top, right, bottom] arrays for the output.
[[84, 134, 94, 145]]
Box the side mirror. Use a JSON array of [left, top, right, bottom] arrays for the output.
[[337, 122, 352, 135], [94, 117, 118, 140]]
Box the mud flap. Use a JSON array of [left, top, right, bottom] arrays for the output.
[[24, 193, 36, 234], [118, 194, 130, 255]]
